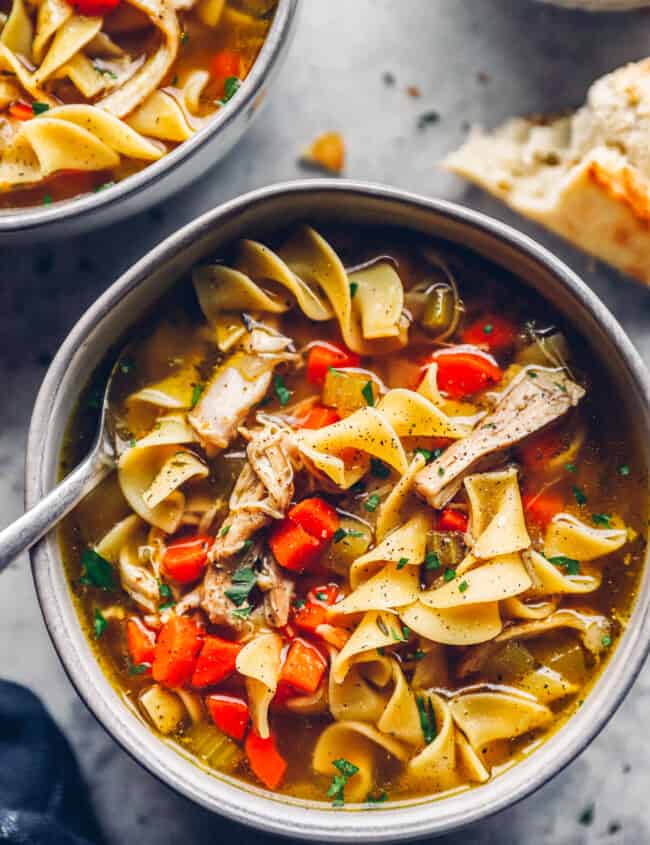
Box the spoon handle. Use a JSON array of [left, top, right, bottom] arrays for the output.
[[0, 453, 111, 573]]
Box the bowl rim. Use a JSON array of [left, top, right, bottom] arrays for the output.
[[26, 179, 650, 841], [0, 0, 299, 234]]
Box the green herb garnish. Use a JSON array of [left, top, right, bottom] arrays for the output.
[[565, 462, 576, 473], [601, 635, 612, 648], [274, 375, 291, 406], [315, 591, 328, 601], [80, 549, 116, 591], [190, 383, 204, 408], [370, 458, 390, 478], [572, 485, 587, 506], [224, 566, 257, 606], [618, 464, 631, 477], [333, 527, 364, 543], [592, 513, 612, 528], [220, 524, 230, 537], [425, 551, 441, 570], [416, 695, 437, 745], [119, 355, 135, 374], [364, 494, 381, 512], [158, 580, 175, 610], [93, 608, 107, 639], [443, 567, 456, 582], [32, 101, 49, 115], [350, 282, 358, 298], [361, 380, 375, 406], [293, 598, 306, 610], [397, 557, 409, 570], [219, 76, 240, 104], [180, 30, 189, 44], [42, 194, 52, 206], [327, 758, 359, 806], [548, 555, 580, 576], [483, 323, 493, 335], [578, 804, 595, 827], [366, 791, 388, 804], [458, 580, 469, 593], [230, 605, 253, 621], [127, 661, 149, 676]]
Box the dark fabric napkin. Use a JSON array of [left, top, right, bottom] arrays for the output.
[[0, 681, 101, 844]]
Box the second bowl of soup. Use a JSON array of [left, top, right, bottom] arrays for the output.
[[28, 181, 650, 840]]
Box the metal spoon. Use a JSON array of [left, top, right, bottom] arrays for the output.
[[0, 353, 127, 572]]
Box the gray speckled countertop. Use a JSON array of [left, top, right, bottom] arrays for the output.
[[2, 1, 650, 842]]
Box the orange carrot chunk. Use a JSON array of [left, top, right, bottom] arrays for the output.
[[191, 635, 242, 689], [462, 314, 518, 354], [280, 638, 327, 694], [162, 535, 213, 584], [245, 729, 287, 790], [127, 617, 157, 667], [206, 694, 249, 742], [428, 350, 502, 398], [9, 102, 33, 121], [306, 342, 360, 386], [523, 490, 564, 528], [437, 508, 469, 533], [296, 405, 341, 429], [152, 616, 203, 688], [293, 584, 339, 633], [288, 497, 339, 542], [269, 519, 323, 573]]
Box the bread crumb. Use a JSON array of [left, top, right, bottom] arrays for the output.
[[301, 131, 345, 174]]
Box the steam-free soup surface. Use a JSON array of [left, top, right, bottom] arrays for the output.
[[61, 225, 647, 805]]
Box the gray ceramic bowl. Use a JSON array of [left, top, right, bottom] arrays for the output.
[[0, 0, 298, 244], [27, 181, 650, 841]]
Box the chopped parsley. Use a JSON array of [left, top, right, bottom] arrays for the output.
[[416, 695, 437, 744], [370, 458, 390, 478], [32, 101, 49, 115], [315, 591, 328, 601], [93, 608, 107, 639], [618, 464, 631, 477], [565, 462, 576, 473], [80, 549, 116, 591], [42, 194, 52, 206], [364, 493, 381, 512], [239, 539, 254, 552], [327, 758, 359, 806], [361, 380, 375, 406], [180, 30, 189, 44], [158, 580, 175, 610], [397, 557, 409, 570], [127, 660, 149, 676], [548, 555, 580, 576], [572, 485, 587, 506], [230, 605, 253, 621], [437, 466, 445, 477], [170, 73, 179, 86], [333, 527, 364, 543], [93, 181, 115, 192], [415, 447, 443, 463], [592, 513, 612, 528], [349, 282, 358, 298], [220, 524, 230, 537], [458, 580, 469, 593], [578, 803, 595, 827], [119, 355, 135, 374], [425, 551, 441, 570], [443, 567, 456, 582], [94, 65, 117, 79], [482, 323, 493, 335], [224, 566, 257, 606], [527, 370, 538, 379], [190, 383, 205, 408], [219, 76, 240, 104], [366, 791, 388, 804], [601, 635, 612, 648], [274, 375, 291, 406]]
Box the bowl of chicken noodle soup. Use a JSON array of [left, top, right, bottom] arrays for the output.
[[0, 0, 297, 240], [27, 181, 650, 840]]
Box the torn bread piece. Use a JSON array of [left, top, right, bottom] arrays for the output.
[[444, 58, 650, 285], [414, 368, 585, 509]]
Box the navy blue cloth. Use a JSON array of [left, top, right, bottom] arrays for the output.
[[0, 682, 101, 844]]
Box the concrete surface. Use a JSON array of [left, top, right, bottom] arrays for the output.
[[2, 1, 650, 842]]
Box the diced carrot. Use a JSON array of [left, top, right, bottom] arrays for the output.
[[152, 616, 204, 688], [306, 342, 360, 386], [210, 49, 240, 83], [522, 489, 564, 528], [245, 729, 287, 790], [269, 519, 323, 573], [438, 508, 469, 533], [162, 535, 213, 584], [272, 681, 296, 707], [288, 497, 339, 542], [206, 694, 249, 742], [296, 405, 341, 429], [293, 584, 339, 633], [314, 624, 350, 650], [127, 617, 157, 666], [280, 638, 327, 694], [191, 635, 242, 689], [519, 426, 565, 472], [462, 314, 518, 354], [424, 350, 502, 398], [9, 102, 33, 121]]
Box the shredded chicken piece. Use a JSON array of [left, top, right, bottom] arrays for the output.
[[258, 555, 295, 628], [198, 564, 248, 631], [188, 328, 295, 451], [118, 556, 159, 612], [414, 368, 585, 508]]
